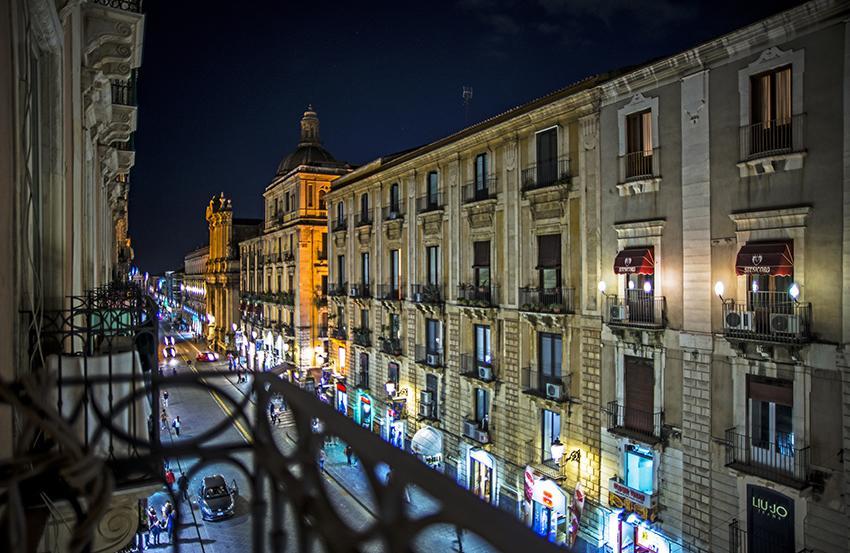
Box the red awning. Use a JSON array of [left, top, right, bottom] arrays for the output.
[[613, 247, 654, 275], [735, 241, 793, 276]]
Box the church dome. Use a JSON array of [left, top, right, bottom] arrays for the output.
[[275, 106, 343, 176]]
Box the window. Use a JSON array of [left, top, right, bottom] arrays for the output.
[[389, 313, 400, 339], [748, 375, 794, 456], [318, 190, 326, 210], [361, 252, 370, 286], [359, 353, 369, 385], [390, 182, 400, 212], [427, 171, 439, 206], [288, 273, 293, 292], [535, 128, 558, 186], [360, 308, 370, 330], [474, 325, 491, 366], [426, 373, 439, 417], [390, 249, 400, 294], [321, 275, 328, 296], [320, 233, 327, 258], [474, 153, 488, 198], [285, 192, 291, 212], [336, 305, 345, 330], [625, 109, 653, 178], [426, 319, 441, 353], [360, 193, 369, 222], [751, 66, 792, 127], [624, 356, 654, 434], [336, 201, 345, 225], [541, 409, 561, 463], [538, 333, 562, 380], [624, 445, 654, 494], [427, 246, 440, 286], [475, 388, 489, 424], [276, 274, 281, 292], [537, 234, 561, 292], [473, 241, 490, 289], [337, 255, 345, 287], [388, 362, 399, 384], [307, 183, 314, 208]]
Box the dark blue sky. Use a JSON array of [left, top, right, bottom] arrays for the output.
[[130, 0, 800, 274]]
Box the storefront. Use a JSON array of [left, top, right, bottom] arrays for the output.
[[524, 467, 568, 545], [604, 509, 671, 553], [410, 425, 443, 470], [356, 392, 373, 429], [468, 449, 495, 504], [335, 382, 348, 415], [746, 485, 794, 553], [383, 401, 406, 449]]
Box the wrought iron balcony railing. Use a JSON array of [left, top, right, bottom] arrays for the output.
[[2, 368, 564, 553], [724, 428, 811, 489], [356, 208, 373, 227], [459, 354, 496, 382], [521, 157, 570, 191], [91, 0, 143, 13], [416, 192, 444, 213], [355, 370, 370, 390], [328, 282, 348, 297], [349, 282, 372, 299], [331, 216, 347, 232], [382, 201, 405, 221], [415, 345, 444, 368], [331, 326, 348, 340], [518, 286, 574, 314], [410, 283, 443, 305], [605, 401, 664, 444], [619, 148, 661, 182], [740, 114, 805, 161], [380, 337, 403, 356], [352, 326, 372, 347], [521, 368, 571, 403], [457, 283, 497, 307], [462, 176, 498, 203], [604, 294, 666, 329], [377, 284, 404, 301], [110, 72, 138, 106], [721, 293, 812, 345]]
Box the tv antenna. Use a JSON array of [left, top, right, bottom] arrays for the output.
[[462, 86, 473, 125]]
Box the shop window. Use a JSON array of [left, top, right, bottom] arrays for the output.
[[624, 444, 654, 495], [541, 409, 561, 463]]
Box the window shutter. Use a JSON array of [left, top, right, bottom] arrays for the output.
[[473, 241, 490, 267], [537, 234, 561, 268], [747, 375, 793, 406]]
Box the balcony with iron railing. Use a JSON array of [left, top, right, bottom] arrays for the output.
[[328, 282, 348, 297], [349, 282, 372, 299], [283, 250, 295, 263], [604, 294, 666, 329], [383, 201, 406, 221], [740, 114, 805, 162], [462, 418, 491, 444], [605, 401, 664, 444], [459, 353, 497, 383], [521, 368, 571, 403], [518, 286, 574, 314], [619, 148, 660, 183], [721, 292, 812, 345], [457, 283, 497, 307], [377, 284, 404, 302], [110, 72, 137, 106], [415, 345, 444, 368], [356, 208, 374, 228], [331, 216, 347, 232], [462, 176, 498, 203], [352, 326, 372, 347], [331, 325, 348, 340], [416, 192, 444, 214], [521, 157, 571, 192], [410, 284, 443, 305], [380, 336, 404, 356], [724, 428, 811, 489]]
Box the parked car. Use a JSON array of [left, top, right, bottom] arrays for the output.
[[198, 474, 238, 521], [196, 351, 219, 362]]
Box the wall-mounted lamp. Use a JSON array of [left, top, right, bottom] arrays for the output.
[[597, 280, 608, 296], [550, 438, 565, 462], [231, 323, 237, 332], [789, 282, 800, 302], [714, 281, 725, 301], [251, 330, 258, 340], [627, 280, 635, 290], [385, 380, 397, 397], [642, 281, 652, 294]]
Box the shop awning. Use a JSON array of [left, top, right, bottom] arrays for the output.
[[613, 247, 654, 275], [410, 426, 442, 457], [735, 241, 793, 276]]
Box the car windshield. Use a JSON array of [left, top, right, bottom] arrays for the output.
[[205, 485, 228, 498]]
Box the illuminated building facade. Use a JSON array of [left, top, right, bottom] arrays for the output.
[[182, 245, 209, 336]]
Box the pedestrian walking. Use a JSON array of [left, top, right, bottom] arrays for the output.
[[165, 468, 175, 491], [344, 445, 353, 466], [455, 526, 465, 552], [177, 472, 188, 501], [147, 508, 160, 545], [318, 449, 326, 472], [172, 364, 177, 377], [171, 415, 181, 436], [165, 508, 175, 543], [162, 390, 169, 408], [136, 514, 149, 551], [160, 410, 168, 432]]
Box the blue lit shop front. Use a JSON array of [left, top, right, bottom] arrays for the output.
[[524, 467, 569, 545], [334, 382, 348, 415], [604, 509, 671, 553], [383, 401, 406, 449], [356, 392, 373, 429]]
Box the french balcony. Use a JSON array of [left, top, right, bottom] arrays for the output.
[[410, 284, 444, 305], [349, 282, 372, 299], [740, 114, 805, 162], [521, 157, 571, 192], [377, 284, 404, 302], [331, 326, 348, 340], [416, 192, 444, 214], [328, 282, 348, 297], [724, 428, 811, 489], [619, 148, 661, 183], [604, 294, 666, 329], [521, 368, 571, 403], [380, 337, 403, 357], [459, 354, 496, 383], [415, 345, 444, 368], [462, 176, 498, 203], [605, 401, 664, 444], [356, 208, 373, 228], [331, 216, 347, 232], [457, 283, 497, 307], [382, 201, 405, 221], [518, 286, 574, 314], [462, 419, 491, 444], [721, 293, 812, 345], [352, 326, 372, 347]]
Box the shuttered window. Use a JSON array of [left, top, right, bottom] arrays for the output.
[[537, 234, 561, 268], [624, 355, 654, 433]]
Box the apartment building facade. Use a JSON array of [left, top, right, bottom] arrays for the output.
[[237, 108, 350, 378], [182, 245, 209, 335], [324, 77, 609, 548]]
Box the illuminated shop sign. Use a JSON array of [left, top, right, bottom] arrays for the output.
[[747, 485, 794, 553], [608, 477, 657, 522]]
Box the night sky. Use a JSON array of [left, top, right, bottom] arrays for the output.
[[130, 0, 801, 274]]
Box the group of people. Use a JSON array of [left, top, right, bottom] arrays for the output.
[[159, 392, 181, 437], [135, 503, 175, 550]]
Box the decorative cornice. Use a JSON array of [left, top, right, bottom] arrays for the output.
[[728, 206, 811, 232]]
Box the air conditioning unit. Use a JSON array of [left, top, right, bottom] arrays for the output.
[[420, 390, 434, 405], [476, 429, 490, 444], [418, 403, 433, 418], [426, 353, 440, 366], [609, 304, 628, 321], [463, 419, 478, 438], [724, 310, 754, 331], [349, 287, 358, 297], [477, 365, 493, 381], [545, 383, 563, 401], [770, 313, 801, 335]]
